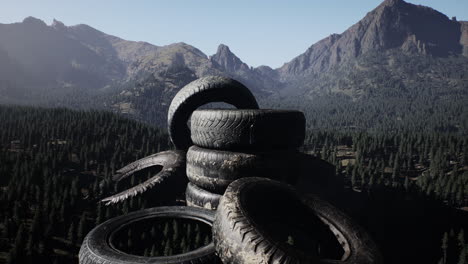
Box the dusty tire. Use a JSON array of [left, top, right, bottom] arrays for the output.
[[293, 153, 343, 200], [213, 178, 383, 264], [79, 206, 221, 264], [100, 150, 187, 205], [190, 109, 305, 151], [167, 76, 259, 150], [186, 183, 222, 210], [187, 146, 302, 193]]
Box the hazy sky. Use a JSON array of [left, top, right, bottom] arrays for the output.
[[1, 0, 467, 68]]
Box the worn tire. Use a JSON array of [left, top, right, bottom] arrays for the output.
[[100, 150, 187, 205], [187, 146, 302, 193], [167, 76, 259, 150], [186, 183, 222, 210], [213, 178, 383, 264], [79, 206, 221, 264], [190, 109, 305, 151]]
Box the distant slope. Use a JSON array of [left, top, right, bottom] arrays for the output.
[[0, 18, 273, 106]]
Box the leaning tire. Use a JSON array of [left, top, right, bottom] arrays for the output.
[[79, 206, 221, 264], [167, 76, 259, 150], [187, 146, 302, 193], [100, 150, 187, 205], [190, 109, 305, 151], [186, 183, 222, 210], [213, 178, 383, 264]]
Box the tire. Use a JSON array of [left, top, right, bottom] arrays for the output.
[[187, 146, 302, 194], [293, 153, 343, 200], [167, 76, 259, 150], [213, 178, 383, 264], [79, 206, 221, 264], [186, 183, 222, 210], [100, 151, 186, 205], [190, 109, 305, 151]]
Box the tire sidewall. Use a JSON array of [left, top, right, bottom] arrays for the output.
[[80, 206, 216, 264]]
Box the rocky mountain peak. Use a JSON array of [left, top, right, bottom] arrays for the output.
[[22, 16, 47, 27], [51, 19, 66, 30], [279, 0, 464, 77], [216, 44, 231, 54], [210, 44, 250, 73], [380, 0, 403, 7]]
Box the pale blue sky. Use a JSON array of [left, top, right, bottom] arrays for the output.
[[1, 0, 466, 68]]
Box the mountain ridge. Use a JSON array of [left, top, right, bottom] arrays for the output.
[[278, 0, 466, 78], [0, 0, 467, 131]]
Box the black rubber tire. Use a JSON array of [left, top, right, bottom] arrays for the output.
[[190, 109, 305, 151], [100, 151, 187, 205], [79, 206, 221, 264], [167, 76, 259, 150], [213, 178, 383, 264], [293, 153, 344, 201], [185, 183, 222, 210], [187, 146, 302, 194]]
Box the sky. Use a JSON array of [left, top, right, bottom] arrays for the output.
[[1, 0, 467, 68]]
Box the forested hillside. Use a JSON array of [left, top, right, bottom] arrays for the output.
[[267, 51, 468, 133], [0, 105, 466, 263], [0, 106, 172, 263], [301, 128, 467, 263]]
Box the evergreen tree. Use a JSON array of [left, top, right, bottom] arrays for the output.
[[459, 247, 466, 264], [442, 232, 449, 264], [67, 222, 76, 245], [3, 216, 10, 240], [77, 212, 87, 243]]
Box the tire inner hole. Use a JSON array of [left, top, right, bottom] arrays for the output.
[[110, 217, 212, 257]]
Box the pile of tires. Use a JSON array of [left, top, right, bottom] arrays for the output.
[[80, 76, 382, 264], [213, 177, 383, 263], [185, 109, 306, 210], [165, 76, 381, 263]]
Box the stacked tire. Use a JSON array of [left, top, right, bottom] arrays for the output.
[[212, 177, 383, 263], [185, 109, 306, 210], [80, 76, 383, 264]]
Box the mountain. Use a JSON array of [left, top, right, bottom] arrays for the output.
[[211, 44, 250, 73], [0, 0, 467, 132], [0, 17, 124, 90], [266, 0, 468, 132], [278, 0, 466, 78], [0, 17, 272, 106]]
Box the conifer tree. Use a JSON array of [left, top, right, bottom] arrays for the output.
[[67, 222, 76, 245], [442, 232, 449, 264], [77, 212, 87, 243]]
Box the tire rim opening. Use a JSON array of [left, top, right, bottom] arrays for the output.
[[109, 216, 213, 257]]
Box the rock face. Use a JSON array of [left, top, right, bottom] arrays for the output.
[[211, 44, 250, 73], [278, 0, 464, 78], [460, 21, 468, 56]]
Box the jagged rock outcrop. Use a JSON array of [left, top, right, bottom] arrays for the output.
[[210, 44, 250, 73], [22, 16, 47, 27], [460, 21, 468, 57], [51, 19, 66, 30]]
